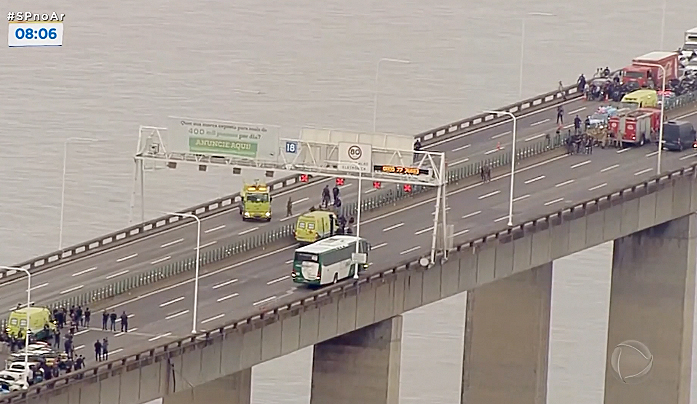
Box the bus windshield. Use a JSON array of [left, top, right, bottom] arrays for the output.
[[295, 252, 318, 262], [246, 193, 269, 203]]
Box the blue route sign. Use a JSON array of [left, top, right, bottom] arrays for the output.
[[285, 141, 298, 154]]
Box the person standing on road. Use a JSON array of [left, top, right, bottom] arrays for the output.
[[120, 311, 129, 333], [574, 115, 582, 135], [102, 310, 108, 330], [286, 197, 293, 217], [109, 311, 117, 332], [84, 308, 91, 328], [94, 340, 102, 362], [102, 338, 109, 361], [53, 329, 60, 349], [556, 105, 564, 125]]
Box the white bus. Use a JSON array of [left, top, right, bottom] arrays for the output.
[[291, 235, 371, 286]]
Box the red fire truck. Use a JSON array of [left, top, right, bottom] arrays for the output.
[[607, 108, 661, 146]]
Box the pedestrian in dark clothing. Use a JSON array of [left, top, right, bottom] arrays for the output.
[[414, 139, 422, 151], [94, 340, 102, 361], [321, 185, 331, 208], [64, 339, 73, 358], [480, 166, 486, 182], [102, 338, 109, 360], [574, 115, 582, 135], [120, 312, 128, 333], [75, 356, 84, 370], [53, 330, 60, 349], [102, 311, 108, 330], [286, 198, 292, 218], [556, 106, 564, 125], [76, 306, 83, 328], [109, 312, 117, 331], [84, 308, 91, 327], [332, 185, 340, 202]]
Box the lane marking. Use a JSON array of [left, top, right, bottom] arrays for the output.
[[555, 179, 575, 188], [568, 107, 586, 114], [151, 256, 171, 265], [571, 160, 591, 169], [484, 148, 500, 155], [530, 118, 550, 126], [600, 164, 619, 173], [253, 296, 277, 306], [198, 240, 217, 249], [400, 246, 421, 255], [452, 157, 470, 166], [204, 225, 226, 234], [680, 152, 697, 160], [165, 310, 189, 320], [544, 197, 565, 206], [292, 197, 309, 205], [267, 275, 290, 285], [453, 229, 470, 237], [491, 131, 510, 139], [616, 148, 630, 154], [160, 238, 184, 248], [382, 223, 404, 232], [148, 332, 172, 342], [589, 183, 607, 191], [284, 259, 293, 264], [238, 227, 258, 236], [372, 243, 387, 250], [524, 175, 545, 184], [59, 285, 83, 295], [106, 269, 129, 280], [201, 314, 225, 324], [365, 188, 378, 194], [217, 293, 239, 302], [110, 348, 124, 355], [462, 211, 481, 219], [114, 328, 138, 337], [513, 194, 530, 202], [478, 190, 500, 200], [415, 227, 433, 235], [116, 253, 137, 263], [494, 216, 508, 223], [160, 296, 184, 307], [212, 279, 238, 289], [452, 144, 471, 152], [114, 313, 134, 324], [74, 345, 84, 351], [646, 151, 659, 157], [72, 267, 96, 277], [29, 283, 48, 291], [280, 214, 300, 222], [634, 168, 653, 176], [340, 183, 353, 189], [524, 133, 545, 142], [74, 329, 89, 336]]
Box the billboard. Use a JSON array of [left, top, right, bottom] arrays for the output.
[[338, 142, 372, 173], [167, 117, 280, 162]]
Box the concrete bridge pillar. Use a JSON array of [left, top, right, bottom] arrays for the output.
[[460, 262, 552, 404], [604, 214, 697, 404], [310, 315, 402, 404], [162, 368, 251, 404]]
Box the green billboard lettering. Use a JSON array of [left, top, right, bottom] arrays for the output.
[[189, 137, 258, 158]]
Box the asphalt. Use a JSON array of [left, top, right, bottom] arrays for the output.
[[0, 97, 598, 312], [26, 105, 697, 366]]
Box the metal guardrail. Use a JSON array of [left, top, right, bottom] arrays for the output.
[[10, 104, 697, 404], [4, 73, 600, 281]]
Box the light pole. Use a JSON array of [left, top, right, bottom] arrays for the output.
[[166, 212, 201, 333], [519, 12, 555, 98], [635, 62, 666, 174], [59, 137, 97, 250], [0, 266, 31, 374], [373, 58, 410, 132], [659, 0, 667, 50], [484, 110, 518, 226]]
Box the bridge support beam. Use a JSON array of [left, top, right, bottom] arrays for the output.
[[310, 315, 402, 404], [163, 368, 251, 404], [604, 214, 696, 404], [460, 262, 552, 404]]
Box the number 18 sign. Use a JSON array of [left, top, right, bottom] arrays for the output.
[[8, 22, 63, 47]]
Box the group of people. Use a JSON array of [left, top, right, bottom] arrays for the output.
[[566, 131, 594, 155]]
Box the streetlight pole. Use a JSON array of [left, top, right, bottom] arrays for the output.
[[484, 110, 518, 226], [635, 62, 667, 174], [519, 12, 555, 98], [59, 137, 97, 250], [166, 212, 201, 333], [0, 266, 31, 373], [353, 167, 362, 279], [659, 0, 667, 50], [373, 58, 410, 132]]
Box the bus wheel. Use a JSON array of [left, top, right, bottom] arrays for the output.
[[333, 273, 339, 284]]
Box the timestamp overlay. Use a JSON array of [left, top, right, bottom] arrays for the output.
[[7, 11, 65, 47]]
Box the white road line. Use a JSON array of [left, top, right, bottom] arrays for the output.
[[634, 168, 653, 176], [453, 229, 470, 237], [478, 190, 500, 200], [400, 246, 421, 255], [491, 131, 510, 139], [114, 314, 134, 323], [284, 259, 293, 264], [110, 348, 124, 355], [524, 133, 545, 142], [204, 225, 226, 234], [217, 293, 239, 302], [72, 267, 96, 277], [680, 152, 697, 160], [161, 238, 184, 248], [114, 328, 138, 337], [281, 214, 299, 222], [292, 197, 309, 205], [484, 148, 500, 155], [383, 223, 404, 232], [253, 296, 277, 306], [148, 332, 172, 342], [571, 160, 591, 169], [267, 275, 290, 285], [452, 144, 471, 152], [555, 179, 575, 188], [29, 283, 48, 291], [212, 279, 238, 289], [568, 107, 586, 114], [160, 296, 184, 307], [513, 194, 530, 202], [116, 253, 137, 263], [600, 164, 619, 173], [524, 175, 545, 184], [74, 329, 89, 336], [198, 240, 217, 249], [645, 151, 659, 157], [462, 211, 481, 219], [60, 285, 84, 295], [452, 157, 470, 166], [589, 183, 607, 191], [201, 314, 225, 324], [530, 118, 550, 126], [340, 183, 353, 188], [165, 310, 189, 320], [544, 197, 565, 206], [365, 188, 377, 194], [415, 227, 433, 235], [238, 227, 258, 236], [494, 216, 508, 223], [74, 345, 85, 351], [106, 269, 129, 280], [151, 256, 171, 265], [372, 243, 388, 249], [616, 148, 630, 154]]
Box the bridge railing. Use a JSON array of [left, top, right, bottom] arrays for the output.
[[3, 72, 600, 282], [7, 134, 697, 404]]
